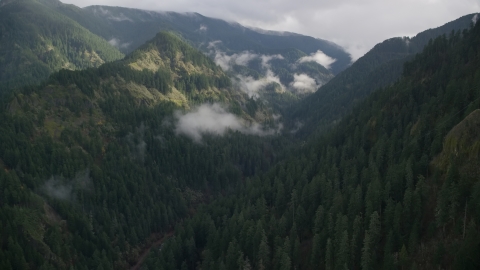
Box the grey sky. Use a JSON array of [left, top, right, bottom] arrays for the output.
[[62, 0, 479, 60]]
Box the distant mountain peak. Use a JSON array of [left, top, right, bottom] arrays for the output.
[[127, 31, 220, 71]]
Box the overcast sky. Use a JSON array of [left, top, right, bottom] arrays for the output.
[[62, 0, 479, 60]]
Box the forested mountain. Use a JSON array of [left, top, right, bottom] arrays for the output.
[[290, 13, 477, 137], [55, 4, 350, 104], [71, 5, 351, 75], [0, 0, 124, 91], [0, 31, 287, 269], [1, 2, 480, 269], [0, 0, 352, 108], [141, 18, 480, 270]]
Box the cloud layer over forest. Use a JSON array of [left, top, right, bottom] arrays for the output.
[[209, 41, 328, 96], [298, 50, 337, 70], [40, 169, 92, 201], [290, 73, 320, 93], [174, 103, 281, 142]]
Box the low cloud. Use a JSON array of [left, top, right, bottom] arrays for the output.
[[174, 103, 280, 142], [42, 178, 72, 201], [473, 14, 479, 25], [108, 38, 131, 49], [235, 52, 258, 66], [93, 6, 110, 16], [210, 49, 259, 71], [235, 75, 266, 98], [290, 121, 304, 134], [208, 41, 283, 71], [235, 69, 285, 98], [260, 54, 284, 68], [199, 24, 208, 31], [109, 14, 133, 22], [298, 50, 336, 69], [40, 169, 92, 201], [67, 0, 477, 67], [212, 52, 233, 70], [207, 42, 287, 96], [94, 7, 133, 22], [290, 73, 319, 93]]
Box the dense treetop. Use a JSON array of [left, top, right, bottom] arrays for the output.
[[0, 4, 479, 270], [0, 0, 124, 91], [143, 18, 480, 270]]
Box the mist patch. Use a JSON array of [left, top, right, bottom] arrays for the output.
[[298, 50, 336, 70], [40, 169, 92, 202], [174, 103, 282, 142]]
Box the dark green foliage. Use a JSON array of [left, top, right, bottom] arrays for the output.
[[1, 5, 480, 270], [0, 74, 284, 269], [76, 6, 351, 75], [0, 0, 124, 91], [56, 4, 347, 105], [146, 20, 480, 270], [0, 26, 289, 269], [290, 13, 476, 138]]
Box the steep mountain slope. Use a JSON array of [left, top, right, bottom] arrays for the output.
[[143, 17, 480, 270], [1, 2, 479, 270], [48, 1, 350, 75], [0, 0, 351, 107], [0, 0, 124, 91], [61, 6, 351, 99], [75, 5, 351, 75], [290, 13, 477, 137], [53, 4, 349, 102], [0, 32, 287, 269], [6, 31, 281, 137]]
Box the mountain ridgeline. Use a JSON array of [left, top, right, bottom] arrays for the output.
[[52, 3, 352, 102], [290, 13, 477, 137], [0, 0, 353, 112], [141, 18, 480, 270], [0, 30, 288, 269], [72, 5, 351, 75], [0, 2, 479, 270], [0, 0, 124, 90]]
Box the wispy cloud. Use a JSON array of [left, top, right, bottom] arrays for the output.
[[208, 41, 283, 71], [69, 0, 477, 62], [260, 54, 284, 68], [199, 24, 208, 31], [40, 169, 92, 201], [290, 73, 319, 93], [94, 7, 134, 22], [235, 69, 285, 98], [235, 52, 258, 66], [290, 120, 304, 134], [174, 103, 281, 142], [108, 38, 131, 49], [213, 53, 232, 70], [109, 13, 133, 22], [473, 14, 479, 25], [207, 42, 287, 96], [208, 42, 258, 71], [298, 50, 336, 69]]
